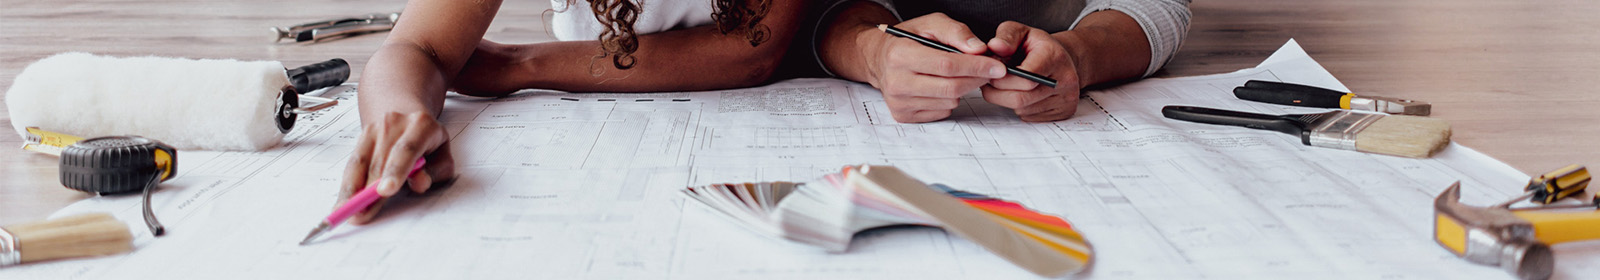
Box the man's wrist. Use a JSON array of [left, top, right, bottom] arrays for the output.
[[851, 24, 889, 88], [1053, 31, 1098, 87], [816, 0, 899, 84], [1053, 9, 1152, 86]]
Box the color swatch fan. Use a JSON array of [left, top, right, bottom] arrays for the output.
[[682, 165, 1092, 277]]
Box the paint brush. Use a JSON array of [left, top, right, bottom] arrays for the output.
[[1161, 106, 1451, 158], [1, 213, 134, 267]]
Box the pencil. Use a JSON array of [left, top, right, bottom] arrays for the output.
[[877, 24, 1058, 88], [298, 158, 428, 245]]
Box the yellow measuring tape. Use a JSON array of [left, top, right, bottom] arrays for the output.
[[21, 127, 84, 156], [22, 127, 175, 236]]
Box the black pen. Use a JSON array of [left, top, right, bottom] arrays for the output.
[[877, 24, 1058, 88]]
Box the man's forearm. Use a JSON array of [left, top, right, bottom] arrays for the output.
[[816, 1, 899, 85], [1053, 10, 1152, 87]]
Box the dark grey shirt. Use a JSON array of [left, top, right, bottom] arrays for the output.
[[890, 0, 1086, 40], [815, 0, 1191, 77]]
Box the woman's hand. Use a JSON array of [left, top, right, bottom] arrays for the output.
[[340, 111, 456, 224]]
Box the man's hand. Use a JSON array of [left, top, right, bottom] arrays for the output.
[[860, 13, 1006, 123], [981, 21, 1082, 122]]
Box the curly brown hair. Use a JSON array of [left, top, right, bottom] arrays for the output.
[[571, 0, 772, 70]]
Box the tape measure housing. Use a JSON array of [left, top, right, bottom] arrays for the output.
[[58, 136, 177, 194]]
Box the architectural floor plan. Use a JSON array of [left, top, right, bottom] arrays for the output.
[[7, 41, 1590, 280]]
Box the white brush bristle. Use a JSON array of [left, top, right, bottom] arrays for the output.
[[6, 52, 289, 151], [1356, 115, 1452, 158]]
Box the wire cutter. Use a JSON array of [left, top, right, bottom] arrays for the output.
[[273, 12, 400, 43]]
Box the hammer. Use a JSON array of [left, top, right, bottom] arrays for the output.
[[1433, 177, 1600, 279]]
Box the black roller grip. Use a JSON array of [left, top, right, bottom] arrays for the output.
[[1161, 106, 1309, 137], [59, 136, 177, 194], [287, 58, 350, 92], [1234, 80, 1347, 108]]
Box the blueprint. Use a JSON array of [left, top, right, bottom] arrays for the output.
[[6, 40, 1595, 280]]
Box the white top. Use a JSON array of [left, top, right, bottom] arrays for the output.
[[550, 0, 715, 41]]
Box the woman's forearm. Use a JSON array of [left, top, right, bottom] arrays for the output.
[[504, 0, 808, 93], [357, 43, 454, 122], [521, 26, 792, 92], [356, 0, 501, 122]]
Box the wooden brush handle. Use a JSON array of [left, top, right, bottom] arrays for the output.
[[1, 213, 133, 265]]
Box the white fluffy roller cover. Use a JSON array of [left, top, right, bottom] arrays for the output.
[[6, 52, 289, 151]]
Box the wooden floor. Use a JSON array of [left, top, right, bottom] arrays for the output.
[[2, 0, 1597, 225]]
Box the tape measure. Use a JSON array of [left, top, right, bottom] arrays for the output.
[[22, 128, 174, 235], [59, 136, 177, 194]]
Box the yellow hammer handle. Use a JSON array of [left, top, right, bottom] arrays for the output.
[[1514, 210, 1600, 244]]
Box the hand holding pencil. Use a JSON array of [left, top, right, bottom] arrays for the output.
[[878, 21, 1080, 122], [338, 111, 457, 225], [302, 157, 429, 245], [976, 21, 1084, 122], [876, 24, 1057, 88], [853, 13, 1082, 123], [855, 14, 1010, 123]]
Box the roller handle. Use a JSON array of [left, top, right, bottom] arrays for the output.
[[286, 58, 350, 93], [1161, 106, 1308, 137], [1234, 80, 1349, 108]]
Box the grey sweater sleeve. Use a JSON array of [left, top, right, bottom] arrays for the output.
[[1076, 0, 1192, 77]]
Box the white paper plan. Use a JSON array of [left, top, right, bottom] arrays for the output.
[[7, 40, 1594, 280]]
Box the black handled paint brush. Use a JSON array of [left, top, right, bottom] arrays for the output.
[[1233, 80, 1431, 116], [1161, 106, 1451, 158]]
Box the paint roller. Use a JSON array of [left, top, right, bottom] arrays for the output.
[[5, 52, 349, 151]]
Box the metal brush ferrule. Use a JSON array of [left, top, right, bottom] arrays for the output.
[[0, 226, 17, 266], [1306, 111, 1384, 150], [1351, 96, 1431, 116]]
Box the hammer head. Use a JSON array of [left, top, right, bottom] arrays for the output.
[[1433, 182, 1554, 280]]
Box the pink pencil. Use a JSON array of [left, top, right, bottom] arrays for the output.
[[298, 158, 427, 245]]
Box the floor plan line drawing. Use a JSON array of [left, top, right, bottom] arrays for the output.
[[6, 41, 1580, 280]]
